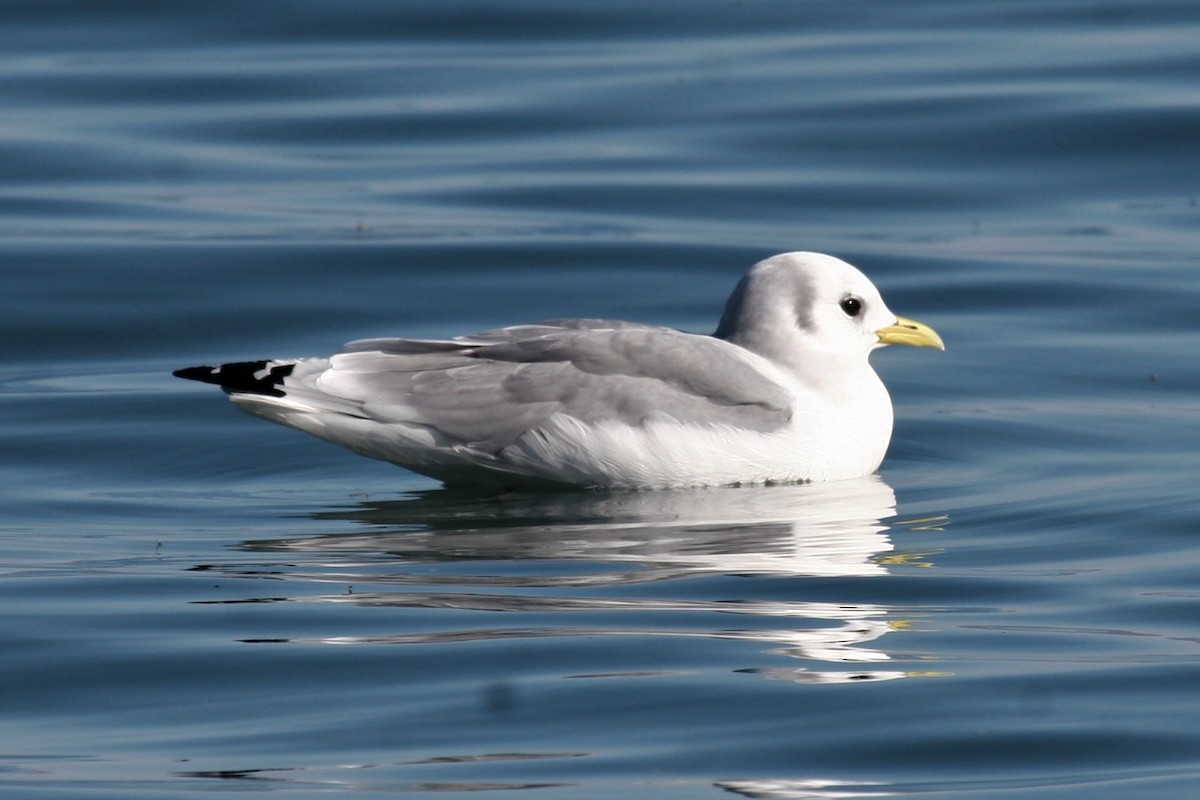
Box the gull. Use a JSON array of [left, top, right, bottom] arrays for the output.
[[174, 252, 943, 488]]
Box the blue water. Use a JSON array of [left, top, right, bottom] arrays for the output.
[[2, 1, 1199, 797]]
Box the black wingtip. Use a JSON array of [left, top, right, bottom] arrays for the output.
[[172, 361, 294, 397], [173, 365, 219, 382]]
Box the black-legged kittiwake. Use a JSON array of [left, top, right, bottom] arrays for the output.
[[174, 252, 943, 488]]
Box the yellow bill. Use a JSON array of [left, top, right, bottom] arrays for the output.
[[876, 316, 945, 350]]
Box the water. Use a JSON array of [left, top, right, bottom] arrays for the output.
[[2, 1, 1199, 797]]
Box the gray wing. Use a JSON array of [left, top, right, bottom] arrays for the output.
[[344, 318, 662, 350], [323, 320, 794, 453]]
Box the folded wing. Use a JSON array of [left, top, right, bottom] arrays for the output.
[[314, 320, 794, 454]]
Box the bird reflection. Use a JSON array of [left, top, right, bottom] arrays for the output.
[[258, 475, 901, 577], [219, 476, 943, 683]]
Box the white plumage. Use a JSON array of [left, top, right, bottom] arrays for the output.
[[175, 252, 943, 488]]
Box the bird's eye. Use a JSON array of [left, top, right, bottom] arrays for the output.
[[840, 297, 863, 318]]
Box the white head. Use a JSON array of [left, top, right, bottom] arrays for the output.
[[714, 252, 943, 375]]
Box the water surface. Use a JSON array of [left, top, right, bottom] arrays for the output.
[[2, 2, 1199, 798]]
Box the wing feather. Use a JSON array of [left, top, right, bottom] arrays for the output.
[[316, 322, 793, 453]]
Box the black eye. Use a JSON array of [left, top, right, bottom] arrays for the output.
[[840, 297, 863, 317]]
